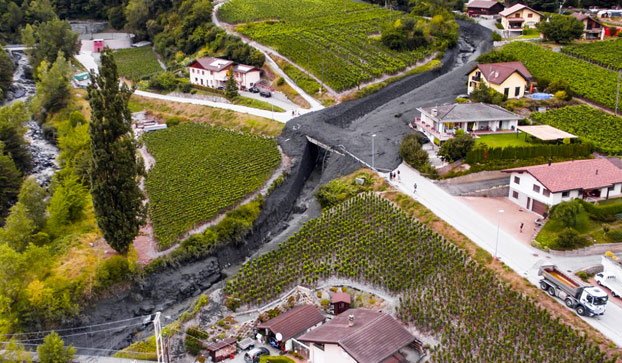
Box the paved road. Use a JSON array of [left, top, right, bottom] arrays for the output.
[[389, 162, 622, 347], [239, 90, 297, 111]]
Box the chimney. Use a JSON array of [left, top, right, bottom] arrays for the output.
[[596, 169, 599, 175], [348, 314, 355, 327], [431, 108, 438, 117]]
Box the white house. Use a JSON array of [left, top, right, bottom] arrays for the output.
[[413, 103, 522, 144], [504, 159, 622, 215], [499, 3, 543, 32], [188, 57, 260, 90], [298, 309, 420, 363]]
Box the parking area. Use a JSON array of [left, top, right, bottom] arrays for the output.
[[458, 196, 542, 245]]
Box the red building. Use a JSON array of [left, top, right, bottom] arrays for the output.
[[205, 337, 237, 362], [331, 292, 351, 315], [467, 0, 505, 15]]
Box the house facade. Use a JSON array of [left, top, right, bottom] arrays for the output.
[[571, 13, 605, 40], [504, 159, 622, 215], [299, 309, 420, 363], [499, 3, 542, 30], [467, 62, 532, 99], [413, 103, 522, 144], [467, 0, 505, 15], [188, 57, 260, 89]]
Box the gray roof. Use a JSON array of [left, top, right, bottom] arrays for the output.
[[417, 103, 523, 123]]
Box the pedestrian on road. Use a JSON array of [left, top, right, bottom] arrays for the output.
[[520, 222, 524, 233], [397, 170, 401, 181], [292, 110, 295, 116], [414, 183, 417, 193]]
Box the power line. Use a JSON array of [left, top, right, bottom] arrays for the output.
[[0, 341, 156, 357], [7, 322, 148, 343], [0, 315, 153, 338]]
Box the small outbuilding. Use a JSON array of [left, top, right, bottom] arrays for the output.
[[205, 337, 237, 362], [331, 292, 351, 315], [467, 0, 505, 16]]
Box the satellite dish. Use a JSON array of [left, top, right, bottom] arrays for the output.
[[275, 333, 283, 341]]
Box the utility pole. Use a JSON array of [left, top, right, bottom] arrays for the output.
[[320, 57, 324, 94], [154, 312, 166, 363], [494, 210, 504, 259], [616, 69, 621, 116], [372, 134, 376, 170]]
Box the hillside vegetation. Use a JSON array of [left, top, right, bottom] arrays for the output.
[[225, 194, 611, 362], [219, 0, 455, 91], [144, 123, 280, 248]]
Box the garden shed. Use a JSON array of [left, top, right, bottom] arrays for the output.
[[331, 292, 351, 315], [205, 337, 237, 362]]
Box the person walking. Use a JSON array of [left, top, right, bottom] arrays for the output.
[[520, 222, 524, 233], [414, 183, 417, 193], [397, 170, 401, 181]]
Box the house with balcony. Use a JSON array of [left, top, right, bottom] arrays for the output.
[[571, 12, 606, 40], [413, 103, 522, 144], [503, 159, 622, 215], [467, 61, 533, 99], [188, 57, 260, 90], [499, 3, 542, 31]]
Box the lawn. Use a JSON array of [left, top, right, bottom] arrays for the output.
[[234, 96, 285, 112], [475, 133, 533, 148], [144, 123, 281, 248], [219, 0, 443, 91], [113, 46, 163, 81]]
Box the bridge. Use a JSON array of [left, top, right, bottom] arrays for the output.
[[3, 44, 33, 53]]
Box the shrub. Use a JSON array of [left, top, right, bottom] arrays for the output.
[[550, 200, 582, 227], [321, 299, 330, 307], [492, 32, 502, 41], [96, 256, 133, 288], [400, 134, 429, 169], [438, 134, 474, 162], [553, 228, 590, 250], [576, 270, 590, 282], [165, 116, 182, 127], [277, 77, 285, 86], [606, 228, 622, 242], [185, 326, 208, 356], [148, 72, 178, 91]]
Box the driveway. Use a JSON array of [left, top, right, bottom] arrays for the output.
[[387, 162, 622, 348], [239, 90, 298, 111]]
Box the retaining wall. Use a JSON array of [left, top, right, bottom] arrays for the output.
[[462, 185, 509, 197], [547, 243, 622, 257]]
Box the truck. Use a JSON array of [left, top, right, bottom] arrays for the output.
[[597, 255, 622, 298], [538, 265, 608, 317]]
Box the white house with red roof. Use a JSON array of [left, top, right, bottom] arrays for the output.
[[467, 61, 533, 99], [503, 159, 622, 215], [187, 57, 260, 90], [499, 3, 543, 31]]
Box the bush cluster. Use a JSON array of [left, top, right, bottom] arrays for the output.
[[466, 143, 592, 164], [400, 134, 437, 178]]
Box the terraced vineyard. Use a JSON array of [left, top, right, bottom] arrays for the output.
[[219, 0, 438, 91], [225, 194, 611, 362], [144, 123, 280, 248], [501, 42, 619, 110], [562, 39, 622, 70], [531, 105, 622, 154], [113, 46, 163, 81]]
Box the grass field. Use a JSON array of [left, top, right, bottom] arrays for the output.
[[225, 193, 610, 362], [562, 38, 622, 70], [219, 0, 438, 91], [113, 47, 163, 81], [475, 133, 533, 148], [144, 123, 280, 248]]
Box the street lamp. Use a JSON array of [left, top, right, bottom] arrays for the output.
[[371, 134, 376, 170], [494, 209, 504, 259]]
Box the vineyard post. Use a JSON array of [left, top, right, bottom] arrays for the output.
[[372, 134, 376, 170], [616, 69, 621, 116], [494, 209, 503, 259]]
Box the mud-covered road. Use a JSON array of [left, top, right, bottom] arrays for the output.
[[62, 21, 492, 355]]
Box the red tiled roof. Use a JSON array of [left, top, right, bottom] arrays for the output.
[[571, 12, 603, 25], [206, 337, 236, 352], [256, 305, 324, 342], [476, 62, 532, 85], [467, 0, 501, 9], [189, 57, 234, 72], [504, 159, 622, 193], [299, 309, 416, 363], [331, 292, 351, 304], [499, 3, 543, 17]]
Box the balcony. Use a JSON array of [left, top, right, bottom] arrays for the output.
[[411, 118, 452, 141]]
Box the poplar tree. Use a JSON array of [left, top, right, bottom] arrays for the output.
[[88, 49, 144, 255]]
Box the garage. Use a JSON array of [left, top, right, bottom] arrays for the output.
[[531, 199, 547, 216]]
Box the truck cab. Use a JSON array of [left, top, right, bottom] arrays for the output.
[[577, 286, 608, 316]]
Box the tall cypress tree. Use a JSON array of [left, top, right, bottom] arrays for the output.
[[88, 49, 144, 255]]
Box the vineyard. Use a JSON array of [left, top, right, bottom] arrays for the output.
[[530, 105, 622, 154], [225, 194, 611, 362], [501, 42, 620, 110], [562, 39, 622, 70], [113, 47, 163, 81], [144, 123, 280, 248], [219, 0, 438, 91]]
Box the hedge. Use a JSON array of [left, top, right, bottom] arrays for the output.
[[466, 143, 592, 164], [578, 199, 622, 220]]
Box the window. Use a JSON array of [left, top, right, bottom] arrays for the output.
[[512, 191, 519, 199], [515, 13, 520, 17], [514, 176, 520, 184], [504, 88, 509, 97], [533, 184, 540, 193], [315, 343, 324, 351], [608, 185, 615, 191], [515, 86, 521, 96], [528, 13, 533, 18], [543, 189, 550, 197], [562, 191, 570, 197]]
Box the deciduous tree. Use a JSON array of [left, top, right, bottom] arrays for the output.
[[31, 51, 72, 116], [537, 14, 584, 44], [0, 102, 32, 173], [22, 18, 78, 74], [18, 177, 47, 231], [0, 45, 13, 101], [438, 132, 475, 162], [37, 332, 75, 363], [0, 141, 22, 224], [0, 202, 35, 251], [88, 49, 144, 255]]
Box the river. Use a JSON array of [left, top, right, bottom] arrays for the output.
[[3, 51, 59, 186]]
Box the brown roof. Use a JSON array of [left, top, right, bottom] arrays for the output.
[[504, 159, 622, 193], [299, 309, 416, 363], [475, 62, 533, 85], [467, 0, 502, 9], [331, 292, 351, 304], [571, 12, 603, 25], [189, 57, 234, 72], [256, 305, 324, 342], [499, 3, 543, 17], [206, 337, 236, 352]]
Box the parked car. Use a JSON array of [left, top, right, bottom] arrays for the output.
[[244, 347, 269, 363], [259, 90, 272, 98], [249, 86, 260, 93], [216, 86, 225, 90]]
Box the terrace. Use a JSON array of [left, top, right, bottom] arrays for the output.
[[411, 117, 452, 141]]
